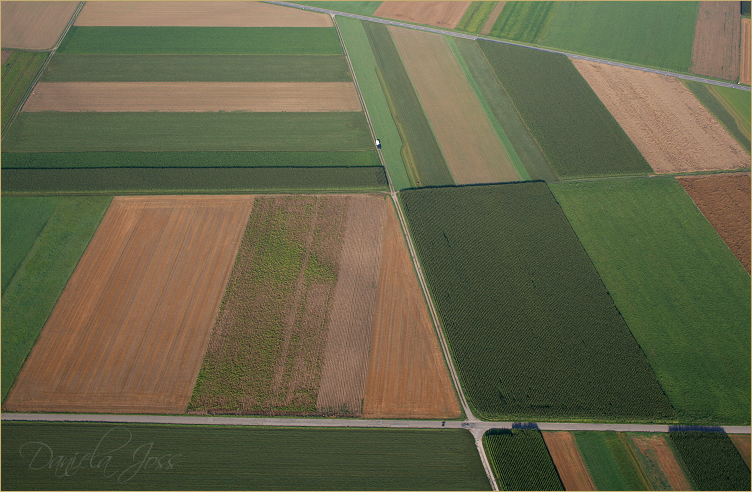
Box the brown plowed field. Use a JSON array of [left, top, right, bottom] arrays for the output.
[[690, 1, 741, 81], [362, 200, 461, 419], [730, 434, 751, 468], [389, 26, 519, 184], [630, 434, 693, 491], [574, 59, 749, 173], [23, 82, 361, 112], [1, 2, 79, 50], [2, 196, 254, 414], [742, 19, 751, 85], [481, 2, 506, 35], [74, 1, 332, 27], [542, 432, 596, 491], [374, 1, 471, 29], [677, 173, 751, 274], [316, 195, 387, 416], [1, 50, 12, 64]]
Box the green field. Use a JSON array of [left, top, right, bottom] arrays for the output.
[[56, 26, 344, 55], [488, 1, 558, 43], [683, 80, 751, 153], [574, 432, 649, 491], [1, 196, 111, 401], [1, 167, 388, 195], [669, 432, 750, 490], [362, 21, 452, 187], [479, 40, 652, 178], [1, 423, 491, 490], [2, 112, 375, 152], [452, 38, 555, 182], [1, 51, 47, 131], [399, 183, 674, 422], [550, 177, 751, 425], [291, 1, 382, 16], [1, 197, 59, 294], [41, 54, 352, 82], [541, 1, 697, 73], [455, 2, 499, 34], [483, 429, 563, 491], [336, 16, 410, 190], [1, 151, 381, 169]]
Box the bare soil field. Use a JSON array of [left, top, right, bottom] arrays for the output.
[[2, 196, 254, 414], [362, 200, 461, 419], [729, 434, 751, 468], [542, 432, 596, 491], [374, 1, 471, 29], [22, 82, 361, 112], [1, 2, 79, 50], [690, 1, 741, 81], [316, 195, 387, 416], [74, 1, 332, 27], [481, 2, 506, 35], [2, 50, 12, 64], [630, 434, 693, 491], [573, 59, 749, 173], [389, 26, 518, 184], [742, 19, 751, 85], [677, 173, 751, 274]]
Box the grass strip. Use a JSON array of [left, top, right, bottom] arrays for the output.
[[488, 1, 558, 44], [683, 80, 751, 153], [573, 431, 646, 491], [456, 2, 498, 34], [1, 51, 47, 132]]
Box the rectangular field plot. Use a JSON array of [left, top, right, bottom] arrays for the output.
[[399, 183, 673, 422], [483, 429, 563, 491], [1, 423, 491, 490], [550, 177, 751, 425], [1, 1, 79, 49], [669, 431, 751, 490], [2, 196, 254, 414]]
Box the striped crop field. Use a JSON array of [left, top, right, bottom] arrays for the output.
[[483, 429, 563, 490], [668, 431, 749, 490], [488, 1, 558, 44], [455, 2, 500, 34]]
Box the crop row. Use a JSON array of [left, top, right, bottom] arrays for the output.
[[483, 429, 563, 491], [487, 1, 557, 43], [669, 432, 751, 490], [455, 2, 499, 34]]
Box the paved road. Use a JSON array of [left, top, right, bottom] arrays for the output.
[[269, 1, 750, 92]]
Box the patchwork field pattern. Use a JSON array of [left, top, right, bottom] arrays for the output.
[[690, 1, 741, 82], [1, 1, 79, 49], [729, 434, 751, 468], [573, 431, 651, 491], [488, 1, 557, 43], [573, 59, 749, 174], [542, 432, 596, 491], [373, 1, 470, 29], [1, 50, 47, 131], [629, 433, 693, 490], [3, 196, 254, 414]]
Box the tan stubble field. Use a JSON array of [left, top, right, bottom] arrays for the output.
[[1, 1, 80, 49], [690, 1, 741, 81], [374, 1, 471, 29]]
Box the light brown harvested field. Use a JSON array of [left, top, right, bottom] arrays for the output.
[[2, 196, 254, 414], [542, 432, 596, 491], [316, 195, 387, 416], [630, 434, 693, 491], [389, 26, 518, 184], [1, 2, 79, 49], [677, 173, 751, 274], [22, 82, 362, 112], [481, 2, 506, 35], [362, 200, 461, 420], [1, 50, 12, 64], [74, 1, 332, 27], [729, 434, 751, 468], [741, 19, 751, 85], [690, 1, 741, 81], [374, 1, 471, 29], [573, 59, 749, 173]]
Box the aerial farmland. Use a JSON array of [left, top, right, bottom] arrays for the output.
[[1, 1, 750, 490]]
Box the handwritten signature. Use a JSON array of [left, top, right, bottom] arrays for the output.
[[19, 426, 181, 483]]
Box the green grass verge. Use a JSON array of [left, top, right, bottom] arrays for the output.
[[550, 177, 751, 425], [1, 51, 47, 132], [573, 431, 646, 491], [479, 40, 652, 178], [483, 429, 563, 491], [541, 1, 697, 73], [41, 54, 352, 82], [2, 112, 375, 152], [1, 151, 381, 169], [456, 2, 499, 34], [1, 423, 491, 490], [488, 1, 558, 43], [1, 197, 59, 294], [399, 183, 674, 422], [1, 167, 388, 194], [290, 1, 382, 16], [56, 26, 344, 54], [1, 196, 111, 401], [683, 80, 751, 153], [669, 432, 751, 490], [362, 21, 453, 188], [336, 16, 410, 190]]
